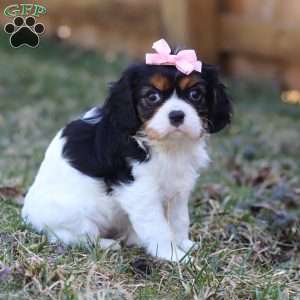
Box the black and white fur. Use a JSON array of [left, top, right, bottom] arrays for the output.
[[22, 62, 232, 262]]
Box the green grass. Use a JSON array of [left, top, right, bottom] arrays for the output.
[[0, 33, 300, 299]]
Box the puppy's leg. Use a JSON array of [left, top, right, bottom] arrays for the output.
[[116, 181, 186, 262], [169, 194, 198, 253]]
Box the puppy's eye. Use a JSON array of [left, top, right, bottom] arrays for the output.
[[188, 89, 203, 102], [146, 91, 161, 104]]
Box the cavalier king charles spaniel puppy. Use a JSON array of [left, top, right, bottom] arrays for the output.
[[22, 40, 232, 262]]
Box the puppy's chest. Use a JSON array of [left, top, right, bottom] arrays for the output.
[[140, 150, 198, 200]]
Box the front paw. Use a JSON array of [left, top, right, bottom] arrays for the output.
[[148, 242, 191, 263], [178, 239, 199, 253]]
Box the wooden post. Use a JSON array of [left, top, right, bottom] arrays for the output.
[[160, 0, 188, 46], [160, 0, 220, 63], [187, 0, 220, 63]]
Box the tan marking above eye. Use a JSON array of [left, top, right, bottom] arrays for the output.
[[178, 75, 200, 90], [149, 74, 171, 91]]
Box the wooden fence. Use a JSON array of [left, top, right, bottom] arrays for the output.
[[1, 0, 300, 88], [163, 0, 300, 89]]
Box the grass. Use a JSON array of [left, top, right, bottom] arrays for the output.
[[0, 32, 300, 299]]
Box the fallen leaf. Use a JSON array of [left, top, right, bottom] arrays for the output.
[[203, 184, 228, 201], [242, 145, 257, 161], [272, 184, 300, 208], [252, 167, 271, 186], [0, 264, 11, 281], [130, 258, 154, 277], [249, 202, 298, 230], [0, 186, 24, 205], [0, 186, 22, 199]]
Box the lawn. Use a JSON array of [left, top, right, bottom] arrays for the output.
[[0, 33, 300, 299]]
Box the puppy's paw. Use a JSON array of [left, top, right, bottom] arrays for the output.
[[99, 238, 121, 250], [148, 242, 191, 263], [178, 239, 199, 253]]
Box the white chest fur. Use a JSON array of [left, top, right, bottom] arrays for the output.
[[130, 137, 210, 203]]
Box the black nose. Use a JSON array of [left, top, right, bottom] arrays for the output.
[[168, 110, 185, 127]]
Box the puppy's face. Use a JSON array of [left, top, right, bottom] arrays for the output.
[[134, 68, 208, 140], [105, 64, 232, 139]]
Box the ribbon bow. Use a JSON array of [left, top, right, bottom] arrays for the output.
[[145, 39, 202, 75]]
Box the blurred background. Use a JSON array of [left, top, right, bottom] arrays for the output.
[[1, 0, 300, 96]]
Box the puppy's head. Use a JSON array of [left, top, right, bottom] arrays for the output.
[[104, 63, 232, 140]]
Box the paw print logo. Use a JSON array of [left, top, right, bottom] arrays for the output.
[[4, 16, 45, 48]]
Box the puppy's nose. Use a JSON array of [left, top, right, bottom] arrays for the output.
[[168, 110, 185, 127]]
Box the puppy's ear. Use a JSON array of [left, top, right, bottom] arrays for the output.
[[202, 64, 232, 133], [104, 68, 140, 133]]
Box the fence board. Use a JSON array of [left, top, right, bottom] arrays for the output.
[[161, 0, 219, 63], [160, 0, 188, 46], [187, 0, 219, 63], [220, 14, 300, 63]]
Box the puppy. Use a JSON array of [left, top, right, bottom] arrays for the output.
[[22, 52, 231, 261]]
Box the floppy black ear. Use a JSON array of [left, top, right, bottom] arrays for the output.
[[202, 65, 232, 133], [103, 69, 140, 134]]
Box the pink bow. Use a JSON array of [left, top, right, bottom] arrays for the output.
[[145, 39, 202, 75]]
